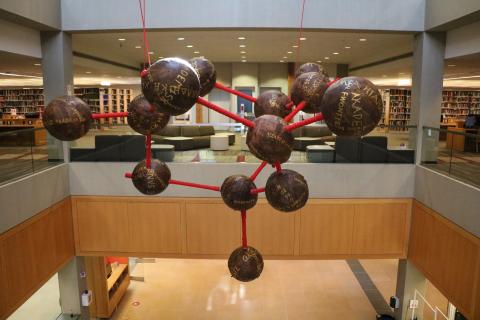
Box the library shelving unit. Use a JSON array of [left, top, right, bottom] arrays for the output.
[[441, 89, 480, 124], [0, 88, 44, 118], [85, 256, 130, 318], [377, 88, 411, 132]]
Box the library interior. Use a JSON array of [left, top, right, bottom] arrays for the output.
[[0, 1, 480, 320]]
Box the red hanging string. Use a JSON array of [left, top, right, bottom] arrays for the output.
[[241, 210, 248, 248], [295, 0, 307, 66], [138, 0, 151, 67]]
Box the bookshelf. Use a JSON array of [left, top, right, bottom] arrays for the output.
[[0, 88, 44, 118], [441, 90, 480, 123], [377, 88, 412, 132], [85, 256, 130, 318]]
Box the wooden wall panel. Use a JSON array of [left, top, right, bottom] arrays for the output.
[[0, 197, 74, 320], [75, 199, 129, 252], [185, 202, 239, 254], [352, 202, 409, 255], [127, 201, 182, 254], [408, 201, 480, 319], [248, 202, 295, 255], [299, 203, 355, 255]]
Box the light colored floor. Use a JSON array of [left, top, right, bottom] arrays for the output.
[[8, 274, 61, 320], [111, 259, 397, 320]]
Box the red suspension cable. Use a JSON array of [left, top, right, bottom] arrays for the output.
[[145, 134, 152, 168], [138, 0, 151, 66], [285, 113, 324, 132], [214, 83, 257, 103], [284, 101, 306, 122], [91, 112, 129, 119], [169, 179, 220, 192], [295, 0, 307, 65], [197, 97, 255, 128], [241, 210, 248, 248], [250, 161, 267, 181], [250, 187, 265, 195]]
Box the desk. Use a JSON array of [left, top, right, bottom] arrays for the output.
[[0, 125, 46, 146], [446, 128, 479, 152], [440, 123, 457, 141]]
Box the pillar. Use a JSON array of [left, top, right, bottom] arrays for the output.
[[394, 259, 427, 320], [40, 31, 74, 162], [410, 32, 446, 164], [57, 257, 90, 319]]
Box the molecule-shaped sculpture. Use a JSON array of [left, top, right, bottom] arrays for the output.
[[43, 58, 383, 282]]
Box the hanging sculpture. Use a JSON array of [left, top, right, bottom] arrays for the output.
[[43, 59, 383, 282]]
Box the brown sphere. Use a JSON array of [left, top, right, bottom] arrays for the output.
[[265, 169, 309, 212], [246, 115, 293, 164], [141, 57, 200, 116], [295, 62, 329, 78], [321, 76, 383, 136], [254, 90, 290, 118], [220, 175, 258, 211], [127, 95, 170, 135], [131, 159, 171, 195], [189, 57, 216, 97], [228, 246, 264, 282], [291, 72, 329, 114], [43, 95, 91, 141]]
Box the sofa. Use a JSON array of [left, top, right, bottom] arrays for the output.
[[291, 125, 336, 151], [152, 125, 234, 151]]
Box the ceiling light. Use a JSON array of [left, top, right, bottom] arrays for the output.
[[239, 44, 246, 48], [135, 45, 141, 49], [345, 46, 351, 49], [447, 64, 456, 67], [186, 45, 194, 48], [148, 51, 154, 54], [299, 37, 307, 41], [399, 72, 405, 75], [177, 37, 185, 41], [359, 38, 367, 42], [241, 56, 246, 59], [292, 45, 299, 48], [85, 71, 92, 74], [283, 56, 287, 59], [316, 60, 322, 63], [194, 51, 200, 54], [240, 51, 246, 54], [238, 36, 246, 40], [333, 52, 339, 55], [158, 56, 164, 59], [280, 60, 285, 63], [324, 57, 330, 60], [241, 60, 247, 63], [118, 38, 126, 41], [287, 51, 293, 54], [34, 63, 41, 66], [100, 80, 111, 86]]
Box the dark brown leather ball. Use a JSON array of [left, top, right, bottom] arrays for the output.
[[189, 57, 216, 97], [265, 169, 309, 212], [291, 72, 329, 114], [141, 57, 200, 116], [295, 62, 329, 78], [246, 115, 293, 164], [131, 159, 171, 195], [228, 246, 264, 282], [43, 95, 91, 141], [127, 94, 170, 135], [321, 76, 383, 136], [254, 90, 290, 118], [221, 175, 258, 211]]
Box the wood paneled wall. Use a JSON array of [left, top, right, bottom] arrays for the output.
[[408, 201, 480, 319], [72, 196, 411, 259], [0, 197, 75, 320]]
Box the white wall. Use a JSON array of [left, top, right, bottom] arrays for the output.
[[445, 20, 480, 58], [425, 0, 480, 30], [259, 63, 288, 94], [0, 18, 41, 58], [0, 0, 61, 30]]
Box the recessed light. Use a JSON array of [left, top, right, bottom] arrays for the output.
[[118, 38, 126, 41], [239, 44, 246, 48], [324, 57, 330, 60], [186, 45, 194, 48], [344, 46, 351, 49], [299, 37, 307, 41], [158, 56, 164, 59], [116, 76, 122, 78], [194, 51, 200, 54], [359, 38, 367, 42], [148, 51, 154, 54], [283, 56, 287, 59], [85, 71, 92, 74], [287, 51, 293, 54], [135, 45, 141, 49], [241, 56, 246, 59], [292, 45, 299, 48], [241, 60, 247, 63], [177, 37, 185, 41], [34, 63, 41, 66], [280, 60, 285, 63], [448, 64, 456, 67], [100, 80, 111, 86], [333, 52, 339, 55], [316, 60, 322, 63], [238, 36, 246, 40], [240, 51, 246, 54], [399, 72, 405, 75], [382, 75, 387, 77]]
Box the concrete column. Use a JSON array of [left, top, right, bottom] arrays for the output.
[[394, 259, 427, 320], [40, 31, 74, 162], [57, 257, 90, 319], [336, 64, 349, 78], [410, 32, 446, 164]]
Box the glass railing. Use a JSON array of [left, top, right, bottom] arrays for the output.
[[0, 127, 63, 185], [421, 126, 480, 188], [68, 123, 416, 164]]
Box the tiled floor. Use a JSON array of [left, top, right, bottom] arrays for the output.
[[111, 259, 398, 320]]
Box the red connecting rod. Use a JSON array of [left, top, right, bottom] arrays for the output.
[[250, 161, 267, 181], [241, 210, 248, 248], [169, 179, 220, 192], [197, 97, 255, 128], [250, 187, 265, 195], [284, 113, 324, 132], [214, 82, 257, 103], [284, 101, 306, 122], [91, 112, 129, 119]]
